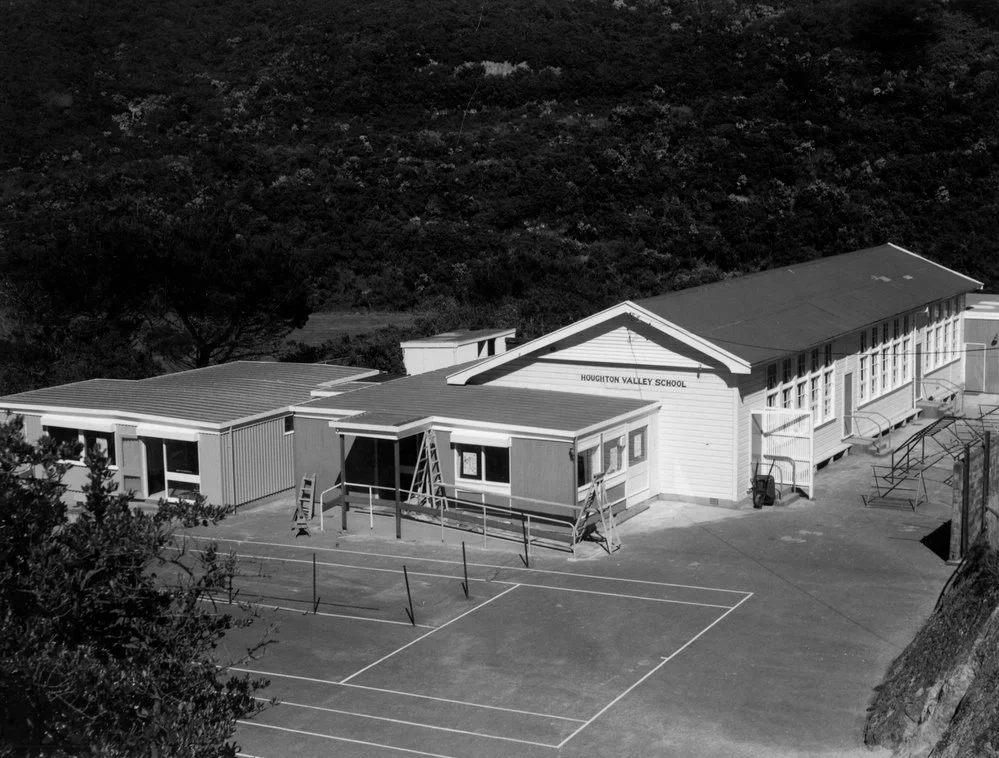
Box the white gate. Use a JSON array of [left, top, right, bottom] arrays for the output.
[[751, 409, 814, 499]]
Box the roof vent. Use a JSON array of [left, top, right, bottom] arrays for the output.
[[902, 275, 913, 280], [870, 275, 891, 282]]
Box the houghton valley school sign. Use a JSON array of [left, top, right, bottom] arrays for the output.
[[580, 374, 687, 388]]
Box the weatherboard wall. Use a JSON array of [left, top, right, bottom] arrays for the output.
[[228, 416, 295, 505], [473, 316, 738, 502]]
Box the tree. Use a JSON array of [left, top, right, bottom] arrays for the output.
[[0, 416, 269, 756], [146, 209, 311, 369]]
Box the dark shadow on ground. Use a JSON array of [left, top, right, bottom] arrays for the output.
[[921, 520, 952, 562]]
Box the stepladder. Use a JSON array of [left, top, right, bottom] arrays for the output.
[[293, 474, 316, 536], [573, 473, 621, 553], [409, 430, 447, 511]]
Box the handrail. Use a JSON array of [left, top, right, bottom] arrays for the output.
[[844, 411, 891, 441], [336, 479, 599, 553], [921, 377, 964, 414]]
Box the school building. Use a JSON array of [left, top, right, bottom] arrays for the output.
[[0, 362, 379, 506], [292, 243, 981, 525], [0, 242, 983, 532]]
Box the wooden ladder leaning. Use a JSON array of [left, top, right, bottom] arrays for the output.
[[409, 430, 447, 512], [573, 473, 621, 553], [293, 473, 316, 537]]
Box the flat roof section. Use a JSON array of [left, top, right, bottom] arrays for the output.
[[966, 294, 999, 319], [634, 243, 982, 365], [400, 328, 516, 347], [297, 363, 658, 438], [0, 362, 379, 427]]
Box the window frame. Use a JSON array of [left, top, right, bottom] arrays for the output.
[[454, 443, 511, 490], [43, 425, 117, 467], [764, 342, 836, 428]]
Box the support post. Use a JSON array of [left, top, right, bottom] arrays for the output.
[[962, 443, 971, 556], [984, 432, 991, 536], [461, 541, 469, 599], [394, 439, 402, 540], [339, 433, 348, 531], [312, 553, 320, 613], [403, 565, 415, 626]]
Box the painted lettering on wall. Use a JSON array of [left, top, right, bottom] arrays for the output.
[[580, 374, 687, 388]]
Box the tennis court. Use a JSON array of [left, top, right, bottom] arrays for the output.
[[203, 538, 752, 758]]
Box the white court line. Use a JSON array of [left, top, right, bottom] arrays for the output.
[[556, 591, 755, 748], [238, 720, 459, 758], [197, 596, 435, 629], [202, 537, 752, 595], [206, 549, 736, 610], [341, 584, 519, 684], [261, 698, 560, 749], [230, 665, 583, 723]]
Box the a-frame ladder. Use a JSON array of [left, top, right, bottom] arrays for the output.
[[408, 430, 447, 512], [292, 474, 315, 536], [573, 473, 621, 553]]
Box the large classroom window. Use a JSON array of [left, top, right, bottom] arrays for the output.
[[455, 444, 510, 486], [576, 423, 649, 488], [43, 425, 116, 466], [925, 296, 962, 372], [765, 343, 835, 426], [858, 314, 913, 404]]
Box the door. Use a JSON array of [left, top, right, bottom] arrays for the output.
[[843, 372, 853, 438], [145, 438, 165, 496], [915, 343, 923, 399], [966, 343, 986, 393]]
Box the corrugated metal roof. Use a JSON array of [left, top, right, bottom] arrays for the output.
[[634, 243, 981, 365], [0, 362, 378, 426], [298, 363, 656, 435]]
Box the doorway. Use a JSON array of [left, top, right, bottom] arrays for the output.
[[145, 438, 165, 497], [843, 372, 853, 438], [915, 343, 923, 399]]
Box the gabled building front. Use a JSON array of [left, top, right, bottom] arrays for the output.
[[446, 243, 982, 505]]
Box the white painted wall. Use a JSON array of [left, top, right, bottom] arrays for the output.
[[475, 316, 740, 501]]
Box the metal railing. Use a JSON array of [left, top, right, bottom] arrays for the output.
[[921, 377, 964, 415], [844, 410, 892, 442], [321, 479, 626, 555]]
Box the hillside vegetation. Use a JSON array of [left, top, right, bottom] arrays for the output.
[[866, 542, 999, 756], [2, 0, 999, 387]]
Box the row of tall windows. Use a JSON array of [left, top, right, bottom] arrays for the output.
[[925, 296, 962, 371], [765, 343, 835, 426], [858, 315, 912, 403]]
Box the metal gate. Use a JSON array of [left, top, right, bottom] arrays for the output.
[[751, 409, 814, 499]]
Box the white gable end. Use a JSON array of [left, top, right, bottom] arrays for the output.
[[542, 322, 709, 369]]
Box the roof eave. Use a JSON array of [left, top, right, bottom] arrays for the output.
[[446, 302, 751, 386]]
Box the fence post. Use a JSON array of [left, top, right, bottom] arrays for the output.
[[984, 432, 991, 537], [962, 443, 971, 556]]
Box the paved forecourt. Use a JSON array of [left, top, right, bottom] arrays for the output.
[[208, 537, 751, 758]]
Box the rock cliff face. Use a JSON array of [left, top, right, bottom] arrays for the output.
[[865, 544, 999, 757]]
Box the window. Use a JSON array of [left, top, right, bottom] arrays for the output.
[[456, 444, 510, 485], [859, 314, 914, 403], [603, 435, 627, 474], [283, 416, 294, 434], [166, 440, 199, 475], [44, 426, 116, 466], [628, 427, 647, 465], [576, 444, 599, 485], [765, 341, 835, 427]]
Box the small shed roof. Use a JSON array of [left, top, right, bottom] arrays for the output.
[[0, 362, 379, 427], [400, 328, 516, 348], [966, 294, 999, 320], [633, 243, 981, 365], [296, 363, 657, 437]]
